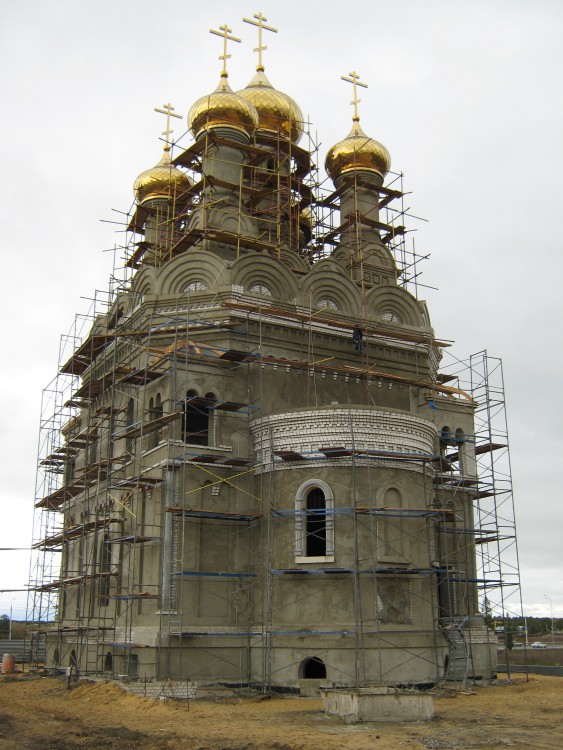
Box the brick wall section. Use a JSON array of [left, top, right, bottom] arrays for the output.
[[251, 408, 437, 472], [116, 679, 197, 700]]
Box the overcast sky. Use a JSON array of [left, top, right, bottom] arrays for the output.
[[1, 0, 561, 622]]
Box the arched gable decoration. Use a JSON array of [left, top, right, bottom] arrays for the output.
[[231, 254, 297, 302], [130, 266, 156, 299], [365, 286, 423, 328], [155, 252, 226, 296], [300, 262, 360, 315]]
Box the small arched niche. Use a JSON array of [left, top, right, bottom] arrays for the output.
[[299, 656, 327, 679]]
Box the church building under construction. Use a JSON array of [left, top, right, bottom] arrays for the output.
[[29, 15, 520, 691]]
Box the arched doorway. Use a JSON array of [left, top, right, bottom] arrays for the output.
[[69, 649, 77, 668], [104, 652, 113, 673], [299, 656, 327, 679]]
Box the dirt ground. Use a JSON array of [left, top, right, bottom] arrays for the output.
[[0, 673, 562, 750]]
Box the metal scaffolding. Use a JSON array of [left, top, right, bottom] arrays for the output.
[[25, 93, 522, 689]]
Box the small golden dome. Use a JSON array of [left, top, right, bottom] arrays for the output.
[[300, 206, 313, 226], [133, 148, 192, 204], [188, 73, 259, 140], [325, 118, 391, 181], [237, 69, 303, 144]]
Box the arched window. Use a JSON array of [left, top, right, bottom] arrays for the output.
[[87, 434, 98, 466], [182, 390, 216, 446], [123, 654, 139, 678], [99, 533, 112, 606], [306, 489, 326, 557], [299, 656, 327, 679], [439, 425, 453, 446], [316, 297, 339, 311], [108, 412, 115, 459], [126, 397, 136, 454], [295, 480, 334, 561], [147, 393, 163, 449], [381, 309, 402, 323], [184, 280, 207, 293], [64, 456, 75, 486], [455, 428, 466, 474], [248, 283, 272, 297]]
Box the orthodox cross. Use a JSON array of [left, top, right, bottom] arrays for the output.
[[341, 71, 368, 121], [210, 24, 241, 76], [243, 11, 277, 71], [154, 103, 182, 148]]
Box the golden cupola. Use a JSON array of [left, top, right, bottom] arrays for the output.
[[134, 147, 192, 205], [325, 115, 391, 181], [188, 72, 259, 140], [237, 67, 303, 144]]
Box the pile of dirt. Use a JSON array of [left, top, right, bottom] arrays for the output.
[[0, 673, 561, 749]]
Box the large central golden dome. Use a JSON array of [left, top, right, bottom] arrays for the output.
[[189, 73, 259, 140], [237, 68, 303, 144], [134, 148, 192, 204], [325, 117, 391, 181]]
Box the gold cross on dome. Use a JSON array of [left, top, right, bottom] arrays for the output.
[[341, 70, 368, 121], [154, 103, 182, 148], [210, 24, 241, 76], [243, 11, 278, 71]]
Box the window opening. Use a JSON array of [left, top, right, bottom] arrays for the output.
[[104, 652, 113, 673], [148, 393, 163, 449], [306, 488, 326, 557], [184, 280, 207, 293], [127, 654, 139, 678], [99, 534, 111, 606], [182, 390, 215, 446], [64, 457, 75, 486], [126, 397, 135, 454], [317, 297, 339, 310], [248, 283, 272, 297], [299, 656, 326, 679], [381, 309, 401, 323]]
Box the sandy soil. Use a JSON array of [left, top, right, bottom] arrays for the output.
[[0, 673, 562, 750]]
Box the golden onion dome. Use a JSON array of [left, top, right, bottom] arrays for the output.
[[188, 73, 259, 140], [133, 148, 192, 204], [300, 205, 313, 226], [237, 68, 303, 144], [325, 117, 391, 181]]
